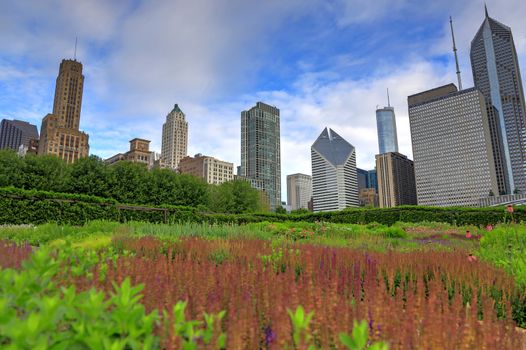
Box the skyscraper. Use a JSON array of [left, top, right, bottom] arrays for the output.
[[408, 84, 499, 207], [357, 168, 369, 191], [287, 173, 312, 211], [376, 105, 399, 154], [470, 7, 526, 194], [367, 169, 378, 193], [376, 152, 417, 208], [161, 104, 188, 170], [311, 127, 358, 212], [38, 59, 89, 163], [0, 119, 38, 151], [241, 102, 281, 211]]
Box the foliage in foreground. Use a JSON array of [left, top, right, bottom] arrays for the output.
[[0, 242, 386, 349], [3, 235, 524, 348], [479, 224, 526, 287]]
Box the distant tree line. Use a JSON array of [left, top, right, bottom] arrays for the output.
[[0, 150, 267, 213]]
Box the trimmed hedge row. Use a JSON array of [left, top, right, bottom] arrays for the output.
[[0, 187, 520, 226]]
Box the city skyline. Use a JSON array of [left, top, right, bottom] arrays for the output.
[[1, 1, 526, 198]]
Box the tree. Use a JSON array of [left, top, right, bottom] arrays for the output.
[[0, 150, 24, 188], [489, 189, 495, 197], [208, 180, 263, 213], [107, 161, 149, 204], [21, 154, 69, 192], [173, 174, 209, 207], [148, 168, 181, 205], [275, 206, 287, 214], [65, 156, 111, 198]]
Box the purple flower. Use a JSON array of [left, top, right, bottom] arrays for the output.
[[368, 310, 374, 331], [265, 325, 276, 345]]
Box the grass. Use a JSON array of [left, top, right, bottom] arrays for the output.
[[0, 219, 484, 253]]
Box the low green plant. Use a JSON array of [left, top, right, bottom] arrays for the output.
[[287, 305, 315, 349], [339, 320, 389, 350], [0, 247, 159, 349], [167, 301, 226, 349], [286, 306, 389, 350]]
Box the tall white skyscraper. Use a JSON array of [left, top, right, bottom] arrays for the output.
[[161, 104, 188, 170], [311, 127, 358, 212]]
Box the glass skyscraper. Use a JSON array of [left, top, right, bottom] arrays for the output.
[[376, 106, 399, 154], [241, 102, 281, 211], [470, 7, 526, 194]]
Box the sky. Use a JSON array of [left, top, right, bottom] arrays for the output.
[[1, 0, 526, 201]]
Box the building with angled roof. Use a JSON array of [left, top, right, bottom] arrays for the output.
[[240, 102, 281, 211], [311, 127, 358, 212], [471, 6, 526, 194], [0, 119, 39, 151], [161, 104, 188, 170]]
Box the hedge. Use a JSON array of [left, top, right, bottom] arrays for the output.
[[0, 187, 521, 226]]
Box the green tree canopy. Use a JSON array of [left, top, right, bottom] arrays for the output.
[[66, 155, 110, 198]]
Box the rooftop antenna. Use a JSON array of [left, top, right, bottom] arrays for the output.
[[74, 37, 78, 61], [449, 16, 463, 90], [387, 88, 391, 107]]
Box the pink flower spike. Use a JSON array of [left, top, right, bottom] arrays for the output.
[[465, 230, 472, 239], [507, 205, 514, 213], [486, 224, 493, 231]]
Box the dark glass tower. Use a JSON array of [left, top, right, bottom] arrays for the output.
[[241, 102, 281, 211], [0, 119, 38, 151], [470, 6, 526, 194]]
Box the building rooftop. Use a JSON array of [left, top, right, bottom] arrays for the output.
[[312, 127, 355, 167]]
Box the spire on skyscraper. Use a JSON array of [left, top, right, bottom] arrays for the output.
[[485, 3, 489, 18], [449, 16, 463, 90]]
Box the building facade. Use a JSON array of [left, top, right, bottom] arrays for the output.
[[471, 8, 526, 194], [375, 152, 417, 208], [179, 154, 234, 185], [240, 102, 281, 211], [161, 104, 188, 170], [38, 59, 89, 163], [359, 188, 379, 207], [408, 84, 499, 207], [0, 119, 39, 151], [357, 168, 369, 191], [368, 169, 378, 193], [376, 106, 399, 154], [105, 138, 163, 169], [311, 127, 358, 212], [286, 173, 312, 211]]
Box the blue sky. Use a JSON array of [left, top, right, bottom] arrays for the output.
[[1, 0, 526, 200]]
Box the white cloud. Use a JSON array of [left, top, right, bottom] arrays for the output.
[[1, 0, 526, 203]]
